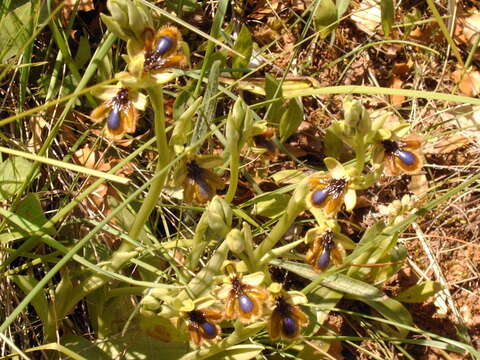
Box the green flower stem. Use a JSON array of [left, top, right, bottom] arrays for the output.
[[122, 85, 170, 247], [179, 321, 266, 360], [259, 238, 305, 266], [188, 213, 209, 270], [224, 147, 239, 203], [353, 134, 366, 177], [252, 179, 309, 264], [242, 222, 255, 270], [58, 85, 171, 314]]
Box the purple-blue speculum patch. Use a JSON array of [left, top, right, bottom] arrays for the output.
[[107, 106, 121, 130], [155, 35, 174, 55], [311, 188, 329, 205], [239, 294, 254, 313], [395, 150, 416, 165], [201, 322, 217, 338], [382, 140, 416, 165], [282, 316, 297, 337], [317, 247, 331, 269], [275, 296, 298, 337], [318, 232, 335, 270]]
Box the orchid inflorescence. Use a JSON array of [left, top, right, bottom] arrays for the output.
[[303, 98, 425, 277], [90, 11, 185, 140], [163, 265, 309, 346]]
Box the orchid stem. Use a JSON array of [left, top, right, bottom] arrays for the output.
[[125, 85, 170, 244], [57, 85, 170, 318], [224, 148, 239, 203], [253, 179, 309, 262]]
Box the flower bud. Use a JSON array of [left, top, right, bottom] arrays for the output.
[[226, 98, 246, 153], [141, 295, 162, 312], [101, 0, 152, 45], [343, 97, 371, 134], [206, 196, 232, 238], [226, 228, 245, 254]]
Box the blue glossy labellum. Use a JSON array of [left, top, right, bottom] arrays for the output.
[[311, 189, 329, 206], [107, 106, 121, 130], [156, 35, 174, 55], [396, 150, 416, 166], [239, 294, 254, 313], [201, 322, 217, 338], [317, 247, 331, 270], [196, 177, 213, 200], [282, 316, 297, 337]]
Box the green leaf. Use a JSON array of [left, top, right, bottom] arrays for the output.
[[321, 273, 384, 300], [371, 245, 407, 285], [139, 314, 187, 343], [307, 288, 344, 333], [179, 322, 265, 360], [10, 275, 50, 326], [381, 0, 394, 37], [337, 0, 352, 18], [108, 196, 150, 244], [185, 241, 229, 299], [271, 259, 384, 300], [61, 335, 111, 360], [313, 0, 338, 39], [107, 332, 187, 359], [346, 221, 399, 279], [265, 73, 284, 124], [254, 193, 290, 218], [173, 90, 192, 122], [360, 297, 413, 338], [170, 96, 203, 151], [394, 281, 443, 303], [323, 127, 343, 158], [15, 193, 54, 235], [0, 1, 31, 63], [208, 345, 264, 360], [0, 156, 33, 200], [74, 35, 92, 69], [279, 97, 304, 142], [270, 169, 306, 184], [232, 24, 253, 77], [193, 60, 221, 143]]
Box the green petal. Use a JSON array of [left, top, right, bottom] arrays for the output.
[[335, 232, 356, 250], [288, 290, 307, 305], [344, 188, 357, 212], [372, 145, 385, 164], [152, 72, 177, 85], [130, 91, 147, 111], [92, 85, 121, 101], [324, 157, 346, 179], [214, 284, 231, 299], [179, 299, 195, 312], [196, 155, 224, 169], [194, 296, 217, 310], [268, 282, 283, 294], [243, 272, 265, 287]]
